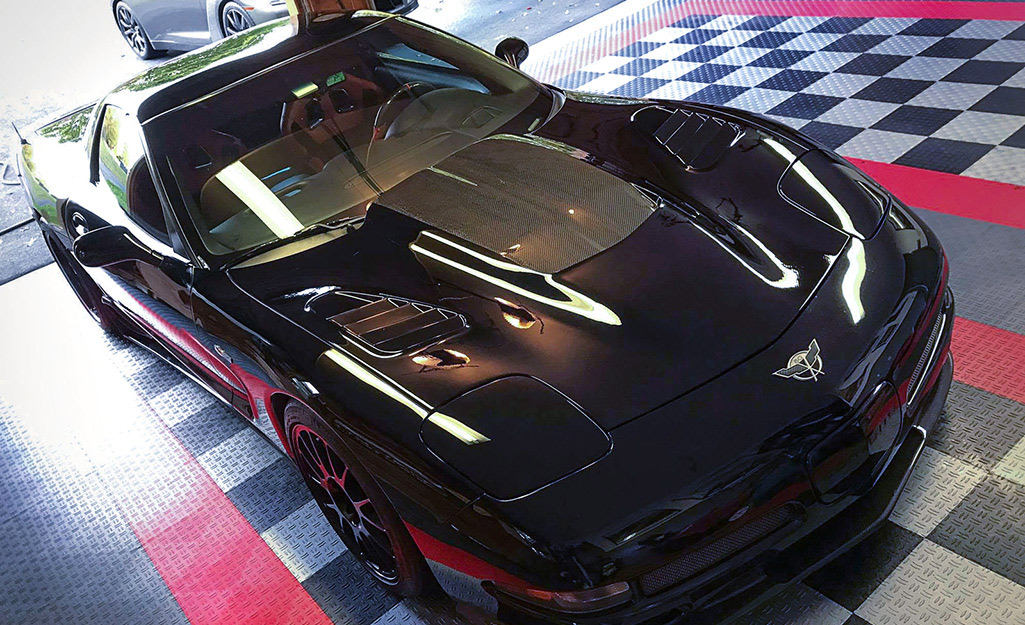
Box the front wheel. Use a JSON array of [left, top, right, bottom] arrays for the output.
[[114, 2, 163, 60], [221, 1, 255, 37], [286, 401, 431, 597]]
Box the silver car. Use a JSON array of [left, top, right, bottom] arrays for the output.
[[111, 0, 417, 59]]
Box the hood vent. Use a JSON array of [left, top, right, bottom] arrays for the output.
[[316, 292, 468, 356], [650, 108, 743, 170]]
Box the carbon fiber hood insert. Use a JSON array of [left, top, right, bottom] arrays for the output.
[[376, 135, 657, 274]]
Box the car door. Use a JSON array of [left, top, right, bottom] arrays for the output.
[[67, 104, 241, 405], [133, 0, 210, 47]]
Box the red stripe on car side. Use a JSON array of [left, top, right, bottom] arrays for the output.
[[404, 522, 533, 589], [951, 317, 1025, 404], [107, 406, 332, 625], [849, 159, 1025, 230]]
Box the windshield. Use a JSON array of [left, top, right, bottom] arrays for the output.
[[148, 17, 547, 259]]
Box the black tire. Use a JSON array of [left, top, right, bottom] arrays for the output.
[[285, 401, 431, 597], [221, 1, 255, 37], [44, 233, 122, 336], [114, 2, 164, 60]]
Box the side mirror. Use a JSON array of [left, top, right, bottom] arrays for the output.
[[73, 225, 164, 268], [495, 37, 529, 68]]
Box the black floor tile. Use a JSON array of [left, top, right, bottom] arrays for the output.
[[750, 48, 814, 68], [226, 456, 311, 533], [555, 71, 602, 90], [1006, 23, 1025, 40], [768, 93, 844, 119], [613, 57, 666, 76], [930, 476, 1025, 588], [920, 37, 994, 59], [824, 34, 888, 53], [679, 63, 740, 84], [673, 28, 725, 45], [169, 402, 247, 458], [893, 137, 992, 174], [801, 122, 864, 149], [971, 86, 1025, 116], [614, 40, 660, 57], [853, 77, 932, 103], [758, 69, 828, 91], [742, 30, 800, 48], [837, 53, 910, 76], [736, 15, 791, 31], [872, 105, 960, 136], [805, 521, 923, 611], [1002, 126, 1025, 149], [900, 18, 969, 37], [944, 61, 1025, 86], [611, 77, 669, 98], [302, 553, 400, 625], [691, 84, 749, 105], [929, 382, 1025, 469], [811, 17, 872, 34], [677, 45, 732, 63]]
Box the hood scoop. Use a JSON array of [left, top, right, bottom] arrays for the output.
[[309, 291, 468, 356], [642, 106, 744, 170]]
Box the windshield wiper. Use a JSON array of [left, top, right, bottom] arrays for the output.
[[227, 215, 364, 267]]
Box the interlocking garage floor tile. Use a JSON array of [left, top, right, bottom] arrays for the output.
[[169, 401, 248, 458], [890, 446, 987, 536], [929, 382, 1025, 469], [963, 145, 1025, 185], [302, 552, 400, 625], [0, 401, 95, 523], [262, 499, 346, 583], [371, 596, 477, 625], [226, 456, 314, 533], [3, 548, 187, 625], [806, 521, 923, 612], [741, 583, 851, 625], [196, 426, 281, 492], [131, 358, 189, 401], [913, 210, 1025, 336], [994, 435, 1025, 488], [148, 379, 218, 428], [857, 540, 1025, 625], [930, 476, 1025, 588]]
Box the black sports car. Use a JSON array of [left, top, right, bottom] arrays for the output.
[[111, 0, 417, 59], [17, 9, 954, 625]]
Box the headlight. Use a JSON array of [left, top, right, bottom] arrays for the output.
[[493, 581, 632, 614]]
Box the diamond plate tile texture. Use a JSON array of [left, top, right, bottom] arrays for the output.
[[930, 476, 1025, 588], [741, 583, 852, 625], [301, 553, 400, 625], [857, 540, 1025, 625], [914, 209, 1025, 337], [262, 500, 347, 583], [806, 521, 924, 611], [526, 11, 1025, 185], [890, 445, 988, 536], [994, 435, 1025, 488], [930, 382, 1025, 469]]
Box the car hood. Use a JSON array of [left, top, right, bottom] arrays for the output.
[[228, 119, 851, 430]]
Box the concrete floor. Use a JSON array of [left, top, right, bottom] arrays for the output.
[[0, 0, 624, 284]]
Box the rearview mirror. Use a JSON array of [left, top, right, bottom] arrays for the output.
[[495, 37, 529, 68], [73, 225, 164, 268]]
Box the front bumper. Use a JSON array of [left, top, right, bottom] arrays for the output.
[[499, 352, 953, 625]]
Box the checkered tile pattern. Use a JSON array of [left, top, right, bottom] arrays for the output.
[[553, 14, 1025, 185], [3, 4, 1025, 625]]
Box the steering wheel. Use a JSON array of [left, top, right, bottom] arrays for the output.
[[371, 81, 436, 141]]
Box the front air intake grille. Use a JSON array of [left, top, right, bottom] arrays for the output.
[[907, 307, 946, 405], [652, 109, 744, 170], [326, 294, 468, 355], [638, 504, 801, 596]]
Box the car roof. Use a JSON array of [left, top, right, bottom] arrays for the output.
[[105, 11, 392, 124]]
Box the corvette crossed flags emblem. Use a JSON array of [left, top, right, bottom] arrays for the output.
[[773, 339, 824, 381]]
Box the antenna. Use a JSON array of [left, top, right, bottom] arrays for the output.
[[11, 122, 26, 145]]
